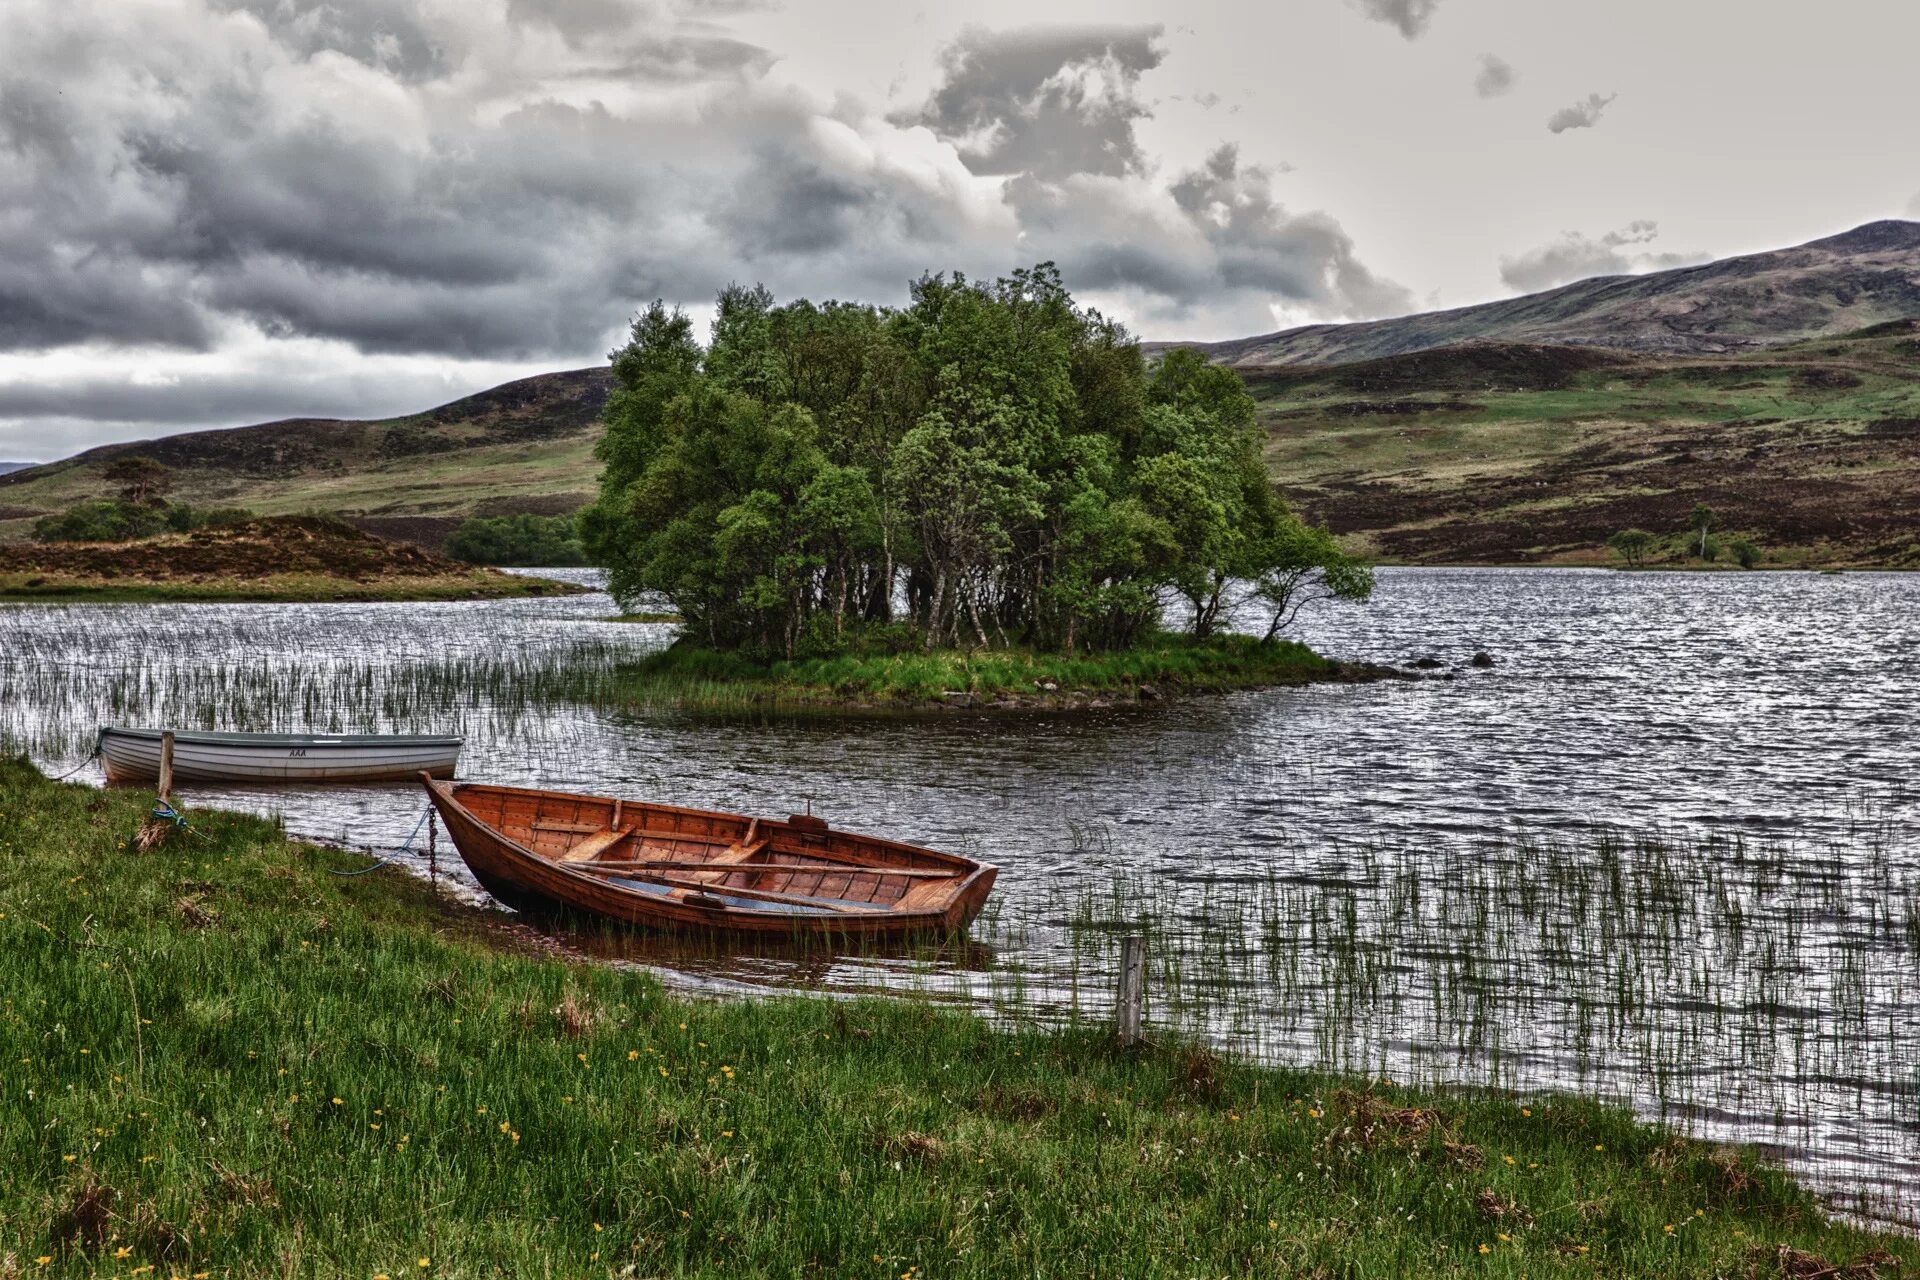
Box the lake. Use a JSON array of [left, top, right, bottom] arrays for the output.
[[2, 567, 1915, 1222]]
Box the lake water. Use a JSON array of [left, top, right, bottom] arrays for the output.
[[2, 567, 1916, 1222]]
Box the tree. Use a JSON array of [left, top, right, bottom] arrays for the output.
[[1728, 537, 1760, 569], [102, 456, 174, 505], [1687, 503, 1714, 559], [583, 266, 1373, 659], [1607, 528, 1657, 568]]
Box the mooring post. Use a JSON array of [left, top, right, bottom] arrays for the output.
[[156, 731, 175, 804], [427, 813, 438, 888], [1116, 934, 1146, 1046]]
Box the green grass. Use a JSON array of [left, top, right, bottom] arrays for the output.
[[0, 761, 1911, 1276], [608, 633, 1360, 712], [0, 572, 584, 604]]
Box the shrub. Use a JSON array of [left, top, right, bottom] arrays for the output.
[[1729, 537, 1760, 569], [445, 514, 587, 566], [33, 500, 171, 543]]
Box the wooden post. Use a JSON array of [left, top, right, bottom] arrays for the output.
[[1116, 934, 1146, 1046], [156, 731, 175, 804], [427, 813, 438, 888]]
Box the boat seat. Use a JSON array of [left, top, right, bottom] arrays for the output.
[[560, 827, 633, 863]]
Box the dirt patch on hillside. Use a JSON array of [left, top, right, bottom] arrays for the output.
[[0, 515, 532, 584]]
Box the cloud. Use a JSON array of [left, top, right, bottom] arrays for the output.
[[1547, 91, 1617, 134], [1348, 0, 1441, 39], [1499, 221, 1709, 293], [899, 25, 1165, 180], [1474, 54, 1517, 99], [1908, 191, 1920, 218], [0, 4, 1408, 450]]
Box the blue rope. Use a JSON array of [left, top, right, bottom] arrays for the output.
[[329, 805, 434, 877], [150, 799, 187, 829]]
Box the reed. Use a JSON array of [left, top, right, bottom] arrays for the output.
[[1, 758, 1911, 1278]]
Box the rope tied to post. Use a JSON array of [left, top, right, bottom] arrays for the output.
[[330, 805, 435, 877]]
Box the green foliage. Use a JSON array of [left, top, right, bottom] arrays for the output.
[[33, 500, 171, 543], [1606, 528, 1658, 568], [1729, 537, 1760, 569], [32, 501, 255, 543], [1687, 503, 1715, 559], [445, 514, 588, 566], [0, 760, 1909, 1276], [583, 267, 1367, 658]]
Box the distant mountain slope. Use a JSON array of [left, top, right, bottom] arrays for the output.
[[1167, 220, 1920, 368], [0, 369, 612, 547], [1251, 323, 1920, 567]]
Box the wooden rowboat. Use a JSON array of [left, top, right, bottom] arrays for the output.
[[421, 777, 998, 940], [99, 727, 461, 785]]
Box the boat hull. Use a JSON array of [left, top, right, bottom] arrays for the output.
[[99, 728, 460, 785], [424, 778, 997, 941]]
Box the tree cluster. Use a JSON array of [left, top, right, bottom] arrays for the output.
[[582, 266, 1370, 658]]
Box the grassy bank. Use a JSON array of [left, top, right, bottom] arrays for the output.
[[0, 571, 583, 604], [0, 761, 1911, 1276], [609, 632, 1380, 712]]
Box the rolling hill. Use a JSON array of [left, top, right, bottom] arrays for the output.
[[0, 368, 612, 547], [3, 220, 1918, 565], [1161, 220, 1920, 368]]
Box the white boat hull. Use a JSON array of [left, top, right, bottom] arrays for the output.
[[98, 728, 461, 785]]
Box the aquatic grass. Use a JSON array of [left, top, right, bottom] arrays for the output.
[[2, 760, 1915, 1277]]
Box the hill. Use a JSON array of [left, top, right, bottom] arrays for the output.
[[1253, 324, 1920, 565], [0, 514, 584, 601], [0, 368, 612, 547], [1165, 220, 1920, 368], [0, 462, 30, 475]]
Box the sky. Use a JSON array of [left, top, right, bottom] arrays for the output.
[[2, 0, 1918, 461]]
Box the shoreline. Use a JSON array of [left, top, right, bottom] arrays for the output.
[[601, 635, 1407, 715], [2, 758, 1912, 1274]]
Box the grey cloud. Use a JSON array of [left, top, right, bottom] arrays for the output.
[[1475, 54, 1516, 99], [1006, 145, 1412, 326], [0, 0, 1412, 446], [208, 0, 451, 81], [901, 25, 1165, 179], [1350, 0, 1441, 40], [1907, 191, 1920, 217], [1547, 91, 1617, 134], [1500, 221, 1707, 293]]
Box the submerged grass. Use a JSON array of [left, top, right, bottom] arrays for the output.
[[1, 760, 1915, 1277], [609, 632, 1360, 712]]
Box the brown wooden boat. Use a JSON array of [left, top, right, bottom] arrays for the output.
[[421, 776, 998, 939]]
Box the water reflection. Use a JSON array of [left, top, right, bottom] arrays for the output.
[[1, 567, 1916, 1221]]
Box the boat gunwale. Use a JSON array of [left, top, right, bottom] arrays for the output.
[[100, 726, 465, 749]]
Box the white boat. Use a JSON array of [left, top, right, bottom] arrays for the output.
[[97, 727, 462, 785]]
